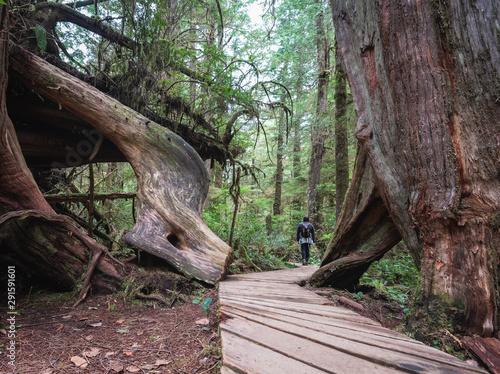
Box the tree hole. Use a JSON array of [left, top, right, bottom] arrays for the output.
[[167, 233, 181, 249]]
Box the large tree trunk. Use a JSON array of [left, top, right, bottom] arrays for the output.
[[323, 0, 500, 336], [0, 5, 123, 291], [9, 43, 232, 285], [309, 146, 401, 289], [333, 38, 349, 220]]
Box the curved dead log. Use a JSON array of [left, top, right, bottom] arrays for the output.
[[309, 147, 401, 289], [9, 43, 232, 284]]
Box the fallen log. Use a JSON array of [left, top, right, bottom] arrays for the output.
[[44, 192, 136, 203], [9, 42, 232, 285]]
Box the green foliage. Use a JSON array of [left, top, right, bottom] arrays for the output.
[[34, 24, 47, 54], [360, 245, 419, 310], [193, 297, 212, 315]]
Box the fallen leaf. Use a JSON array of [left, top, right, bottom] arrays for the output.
[[83, 347, 100, 357], [105, 351, 116, 357], [85, 334, 94, 341], [88, 306, 98, 310], [41, 369, 53, 374], [0, 329, 6, 335], [116, 319, 126, 324], [126, 365, 141, 373], [117, 329, 129, 334], [123, 350, 133, 356], [141, 364, 157, 370], [154, 359, 171, 366], [131, 343, 140, 348], [195, 318, 210, 326], [110, 360, 124, 372], [62, 314, 73, 319], [70, 356, 88, 369], [89, 322, 102, 327], [79, 317, 89, 321]]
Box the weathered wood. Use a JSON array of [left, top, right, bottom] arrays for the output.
[[0, 7, 123, 293], [221, 330, 327, 374], [462, 336, 500, 374], [310, 147, 401, 289], [222, 314, 400, 373], [219, 267, 487, 373], [44, 192, 136, 203], [9, 43, 232, 285]]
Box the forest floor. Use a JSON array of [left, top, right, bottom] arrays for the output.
[[0, 287, 220, 374], [1, 269, 483, 374]]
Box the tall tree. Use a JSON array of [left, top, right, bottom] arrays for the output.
[[315, 0, 500, 337], [333, 38, 348, 220], [273, 107, 285, 216], [307, 0, 330, 224]]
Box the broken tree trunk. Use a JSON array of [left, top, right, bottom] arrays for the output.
[[9, 43, 232, 285], [323, 0, 500, 336], [0, 5, 123, 292], [309, 147, 401, 289]]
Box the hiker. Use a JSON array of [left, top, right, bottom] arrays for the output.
[[296, 216, 314, 265]]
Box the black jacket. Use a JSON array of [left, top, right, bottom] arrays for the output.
[[297, 222, 315, 242]]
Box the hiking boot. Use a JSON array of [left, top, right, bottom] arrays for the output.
[[302, 259, 307, 266]]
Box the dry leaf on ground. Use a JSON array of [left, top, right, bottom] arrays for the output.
[[83, 347, 100, 357], [70, 355, 88, 368]]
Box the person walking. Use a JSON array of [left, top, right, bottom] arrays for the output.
[[297, 216, 314, 265]]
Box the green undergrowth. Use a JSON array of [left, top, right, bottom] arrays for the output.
[[359, 246, 419, 314]]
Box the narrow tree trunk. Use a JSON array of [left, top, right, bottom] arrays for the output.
[[9, 43, 232, 285], [334, 39, 349, 221], [273, 108, 284, 216], [307, 3, 330, 224], [328, 0, 500, 336]]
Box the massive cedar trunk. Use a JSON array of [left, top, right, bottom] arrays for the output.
[[321, 0, 500, 336], [9, 44, 232, 285], [0, 5, 123, 291]]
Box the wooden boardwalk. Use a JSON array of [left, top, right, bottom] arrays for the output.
[[218, 266, 486, 374]]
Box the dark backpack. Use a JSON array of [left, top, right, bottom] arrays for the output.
[[302, 224, 310, 238]]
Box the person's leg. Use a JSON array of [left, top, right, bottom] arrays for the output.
[[306, 243, 310, 264], [301, 243, 308, 265]]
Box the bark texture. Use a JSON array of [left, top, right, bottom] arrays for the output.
[[334, 39, 349, 220], [309, 147, 401, 289], [324, 0, 500, 336], [9, 44, 232, 285], [307, 3, 330, 223]]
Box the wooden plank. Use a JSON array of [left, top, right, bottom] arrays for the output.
[[221, 330, 327, 374], [222, 304, 470, 367], [226, 266, 318, 283], [219, 267, 487, 374], [222, 294, 377, 325], [222, 300, 414, 342], [221, 309, 485, 374], [463, 336, 500, 374], [221, 316, 400, 374], [220, 365, 240, 374]]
